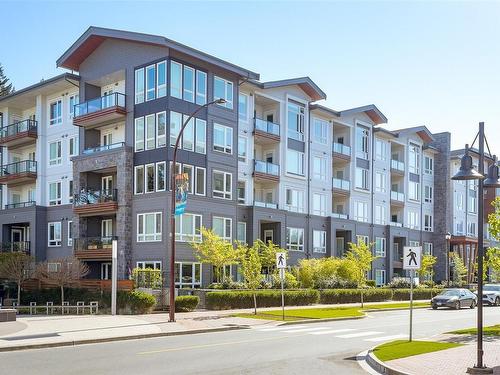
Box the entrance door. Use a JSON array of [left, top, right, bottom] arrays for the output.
[[101, 263, 111, 280], [264, 229, 273, 244], [336, 237, 345, 255], [102, 176, 113, 192], [11, 228, 23, 243]]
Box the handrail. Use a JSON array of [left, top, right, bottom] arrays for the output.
[[82, 142, 125, 155], [74, 236, 117, 251], [254, 201, 278, 209], [254, 160, 280, 176], [5, 201, 36, 209], [0, 241, 30, 254], [0, 119, 37, 139], [332, 177, 350, 190], [73, 189, 118, 206], [391, 159, 405, 171], [74, 93, 126, 117], [254, 118, 280, 136], [333, 142, 351, 156], [332, 212, 348, 219], [0, 160, 37, 177], [390, 191, 405, 201]]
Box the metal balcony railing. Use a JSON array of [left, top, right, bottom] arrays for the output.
[[74, 93, 126, 117], [332, 142, 351, 156], [82, 142, 125, 155], [0, 119, 37, 139], [74, 236, 117, 251], [390, 191, 405, 202], [0, 160, 37, 177], [332, 212, 348, 219], [0, 241, 30, 254], [73, 189, 118, 206], [332, 177, 350, 191], [5, 201, 36, 210], [254, 118, 280, 136], [254, 201, 278, 209], [391, 159, 405, 172], [254, 160, 280, 176]]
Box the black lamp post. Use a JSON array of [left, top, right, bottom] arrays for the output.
[[452, 122, 500, 374], [445, 232, 451, 286]]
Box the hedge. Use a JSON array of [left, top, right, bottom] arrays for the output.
[[175, 295, 199, 312], [319, 289, 393, 304], [206, 290, 320, 310], [391, 288, 441, 301]]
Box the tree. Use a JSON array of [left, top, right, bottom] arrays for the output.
[[487, 197, 500, 241], [257, 239, 287, 270], [0, 252, 33, 304], [419, 254, 437, 283], [487, 247, 500, 282], [0, 63, 13, 97], [190, 227, 239, 283], [451, 253, 467, 287], [36, 257, 89, 304], [237, 242, 263, 315], [345, 241, 376, 307]]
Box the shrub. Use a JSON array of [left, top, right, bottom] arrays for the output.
[[271, 272, 299, 289], [319, 289, 392, 304], [391, 288, 440, 301], [118, 290, 156, 314], [206, 289, 319, 310], [386, 277, 412, 289], [366, 280, 376, 288], [131, 268, 162, 289], [175, 295, 199, 312]]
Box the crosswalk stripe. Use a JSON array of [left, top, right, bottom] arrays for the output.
[[282, 327, 330, 333], [309, 329, 357, 335], [364, 334, 407, 342], [256, 325, 307, 332], [335, 331, 382, 338]]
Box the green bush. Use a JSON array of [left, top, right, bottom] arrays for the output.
[[391, 288, 440, 301], [319, 289, 392, 304], [117, 290, 156, 314], [206, 289, 319, 310], [366, 280, 376, 288], [175, 295, 199, 312]]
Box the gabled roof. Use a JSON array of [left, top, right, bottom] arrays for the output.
[[57, 26, 259, 80], [395, 125, 435, 143], [250, 77, 326, 101], [374, 127, 398, 138], [309, 104, 339, 117], [337, 104, 387, 125]]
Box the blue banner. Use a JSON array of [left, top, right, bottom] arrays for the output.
[[174, 173, 189, 216]]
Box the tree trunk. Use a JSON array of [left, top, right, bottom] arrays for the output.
[[360, 289, 364, 308], [17, 282, 21, 305], [60, 285, 64, 305], [253, 291, 257, 315]]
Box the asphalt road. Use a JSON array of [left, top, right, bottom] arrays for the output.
[[1, 306, 499, 375]]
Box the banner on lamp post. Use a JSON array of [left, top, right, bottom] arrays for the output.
[[174, 173, 189, 216]]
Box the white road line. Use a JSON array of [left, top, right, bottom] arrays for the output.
[[364, 334, 408, 342], [255, 325, 308, 332], [335, 331, 382, 338], [282, 327, 330, 333], [308, 329, 357, 335]]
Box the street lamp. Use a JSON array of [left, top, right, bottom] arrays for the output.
[[445, 232, 451, 287], [169, 98, 226, 323], [451, 122, 500, 374]]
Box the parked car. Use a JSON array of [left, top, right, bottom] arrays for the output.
[[482, 284, 500, 306], [431, 289, 477, 310]]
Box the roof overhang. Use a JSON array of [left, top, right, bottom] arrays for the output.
[[338, 104, 387, 125], [309, 104, 339, 118], [374, 127, 398, 139], [251, 77, 326, 101], [394, 125, 435, 144], [57, 26, 259, 80]]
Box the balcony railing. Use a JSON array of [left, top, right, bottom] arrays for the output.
[[390, 191, 405, 202], [0, 241, 30, 254], [82, 142, 125, 155], [333, 142, 351, 156], [74, 189, 118, 207], [254, 160, 280, 176], [5, 201, 36, 210], [390, 221, 403, 227], [332, 212, 348, 219], [332, 178, 350, 191], [254, 201, 278, 209], [74, 237, 116, 251], [74, 93, 126, 117], [0, 160, 37, 177], [0, 119, 37, 139], [391, 159, 405, 172], [254, 118, 280, 137]]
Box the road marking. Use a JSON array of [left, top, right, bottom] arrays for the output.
[[256, 325, 307, 332], [335, 331, 382, 338], [364, 334, 407, 342], [282, 327, 330, 333], [308, 329, 357, 335]]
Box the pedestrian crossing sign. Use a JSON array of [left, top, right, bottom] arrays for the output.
[[403, 246, 422, 270], [276, 252, 286, 269]]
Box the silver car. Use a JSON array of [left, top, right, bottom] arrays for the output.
[[431, 289, 477, 310], [482, 284, 500, 306]]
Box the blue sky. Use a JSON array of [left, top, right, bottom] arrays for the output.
[[2, 1, 500, 151]]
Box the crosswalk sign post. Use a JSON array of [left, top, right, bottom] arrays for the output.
[[276, 253, 286, 320], [403, 246, 422, 342]]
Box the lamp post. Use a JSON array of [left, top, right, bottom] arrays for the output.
[[445, 232, 451, 286], [452, 122, 500, 374], [169, 98, 226, 323]]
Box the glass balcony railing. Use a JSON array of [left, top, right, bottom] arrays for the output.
[[254, 160, 280, 176], [82, 142, 125, 155], [74, 189, 117, 206], [332, 212, 348, 219], [390, 221, 403, 228], [254, 118, 280, 136], [5, 200, 36, 210], [390, 191, 405, 202], [254, 201, 278, 209], [0, 160, 37, 177], [0, 119, 37, 139], [332, 178, 350, 191], [74, 93, 126, 117], [391, 159, 405, 172], [332, 142, 351, 156], [74, 236, 117, 251]]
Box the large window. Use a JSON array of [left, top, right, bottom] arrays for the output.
[[145, 64, 156, 101], [375, 172, 386, 193], [238, 136, 247, 162], [286, 227, 304, 252], [49, 140, 62, 166], [67, 221, 73, 247], [69, 137, 78, 157], [356, 125, 369, 159], [312, 193, 326, 216], [286, 149, 304, 176], [375, 204, 386, 225], [195, 167, 206, 196], [168, 112, 206, 154], [137, 212, 162, 242], [313, 118, 328, 145], [69, 94, 79, 118], [145, 114, 155, 150], [424, 242, 433, 255], [238, 93, 248, 121], [285, 188, 304, 213], [468, 222, 476, 237], [408, 143, 421, 174], [170, 61, 207, 105], [48, 181, 62, 206], [424, 156, 433, 174], [375, 237, 386, 257], [135, 68, 145, 104], [424, 185, 433, 203], [313, 230, 326, 253], [237, 181, 246, 204], [409, 181, 420, 201], [375, 139, 387, 161], [408, 211, 420, 230], [213, 123, 233, 154], [214, 76, 233, 109], [375, 270, 386, 287], [48, 222, 61, 247], [468, 180, 478, 213], [134, 166, 144, 194], [237, 222, 247, 243], [287, 102, 305, 141], [156, 112, 166, 148], [49, 99, 62, 125], [354, 201, 368, 222], [213, 171, 232, 200], [157, 61, 167, 98], [134, 162, 167, 194], [355, 167, 369, 190], [213, 217, 232, 242], [135, 117, 145, 151], [175, 262, 202, 288], [175, 213, 202, 242], [313, 156, 327, 181], [424, 214, 433, 232]]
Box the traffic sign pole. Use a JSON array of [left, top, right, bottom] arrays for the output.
[[409, 269, 414, 342], [403, 246, 421, 343], [281, 269, 285, 321]]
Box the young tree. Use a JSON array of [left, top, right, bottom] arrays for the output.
[[0, 252, 33, 304], [451, 253, 467, 287], [0, 63, 14, 97], [36, 257, 89, 304], [190, 227, 239, 283], [345, 241, 376, 307], [419, 254, 437, 283], [487, 247, 500, 282], [257, 239, 287, 270], [237, 242, 263, 315]]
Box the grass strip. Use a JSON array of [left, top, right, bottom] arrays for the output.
[[448, 324, 500, 336], [373, 340, 463, 362]]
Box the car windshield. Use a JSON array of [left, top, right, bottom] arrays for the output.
[[440, 290, 461, 297], [484, 285, 500, 292]]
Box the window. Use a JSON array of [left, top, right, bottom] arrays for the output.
[[355, 167, 369, 190], [170, 61, 182, 99], [195, 119, 206, 154], [175, 262, 202, 288], [312, 193, 326, 216], [48, 181, 62, 206], [134, 166, 144, 194], [423, 242, 433, 255], [156, 162, 166, 192], [286, 149, 304, 176], [137, 212, 162, 242], [182, 164, 194, 194], [213, 217, 232, 242], [287, 102, 305, 141], [213, 171, 232, 199], [468, 222, 476, 237], [409, 181, 420, 201], [424, 185, 433, 203], [157, 61, 167, 98], [68, 180, 73, 204], [175, 213, 202, 242], [146, 65, 156, 101], [408, 211, 420, 229], [195, 167, 206, 196], [213, 123, 233, 154], [375, 139, 387, 161], [48, 222, 61, 246], [238, 93, 248, 121], [456, 191, 464, 211], [47, 263, 61, 273], [375, 270, 386, 287], [170, 61, 206, 104], [196, 71, 207, 105], [69, 137, 78, 157], [313, 156, 327, 181], [214, 76, 233, 109], [409, 241, 420, 247], [408, 143, 420, 174], [286, 227, 304, 251], [356, 125, 369, 159], [238, 136, 247, 162], [49, 140, 62, 166], [375, 238, 386, 257], [237, 222, 247, 243], [357, 235, 369, 245], [424, 214, 433, 232], [49, 100, 62, 125], [156, 112, 166, 148], [183, 66, 195, 102], [237, 181, 246, 204], [69, 94, 79, 117], [375, 205, 386, 225], [145, 114, 155, 150], [456, 221, 464, 235], [285, 188, 304, 213], [354, 201, 368, 222], [145, 164, 155, 193], [375, 172, 386, 193], [424, 156, 433, 174], [137, 261, 162, 270], [313, 230, 326, 253], [135, 117, 145, 151], [67, 221, 73, 247], [313, 118, 328, 145], [135, 68, 145, 104], [468, 181, 478, 213]]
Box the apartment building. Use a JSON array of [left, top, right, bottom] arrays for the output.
[[0, 26, 492, 288]]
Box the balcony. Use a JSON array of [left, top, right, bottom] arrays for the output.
[[0, 119, 37, 149], [73, 93, 126, 129], [253, 160, 280, 182], [332, 142, 351, 161], [4, 201, 36, 210], [73, 189, 118, 216], [332, 178, 350, 195], [390, 191, 405, 206], [0, 160, 37, 186], [391, 159, 405, 174], [332, 212, 349, 220], [254, 118, 280, 143], [0, 241, 30, 255], [390, 221, 403, 228], [82, 142, 125, 156], [74, 237, 115, 260], [254, 201, 279, 209]]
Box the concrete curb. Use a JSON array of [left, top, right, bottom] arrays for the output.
[[0, 325, 248, 352], [365, 348, 411, 375]]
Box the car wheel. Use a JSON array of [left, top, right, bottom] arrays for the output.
[[432, 304, 438, 310], [455, 301, 460, 310], [495, 297, 500, 307], [470, 300, 476, 309]]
